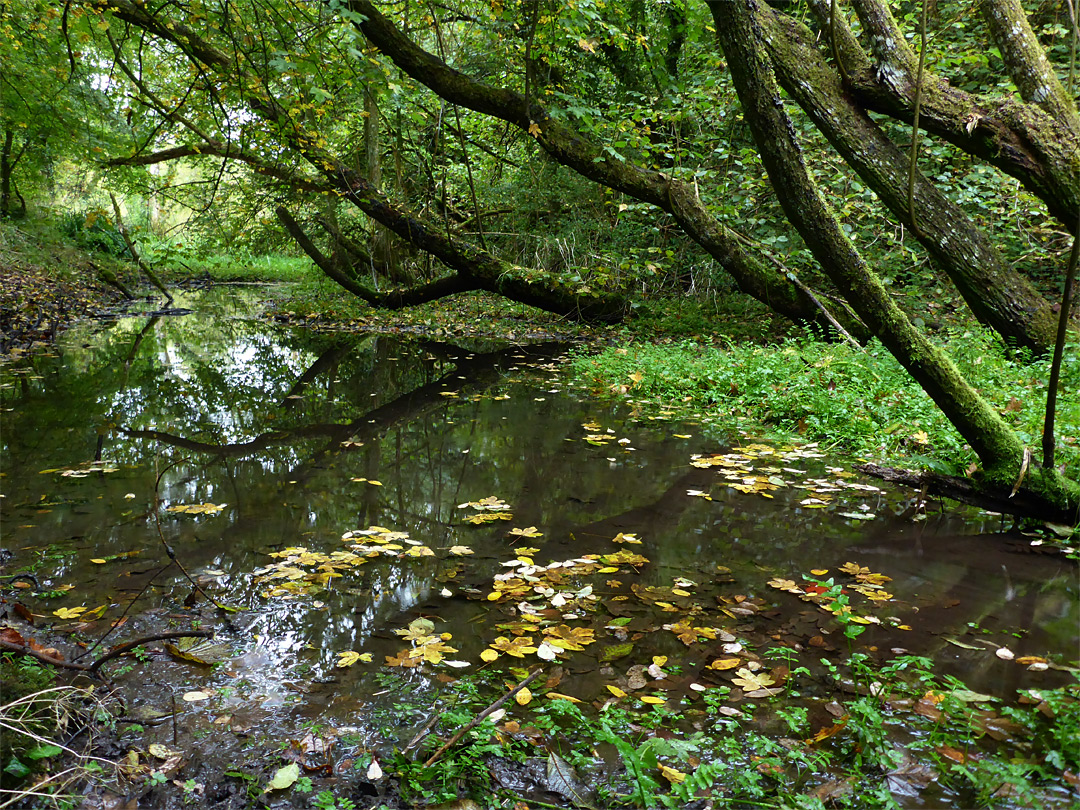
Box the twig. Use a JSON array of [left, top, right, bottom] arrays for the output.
[[1009, 446, 1032, 499], [423, 668, 542, 767], [72, 563, 174, 662], [402, 712, 441, 755], [87, 630, 213, 673], [0, 630, 212, 677]]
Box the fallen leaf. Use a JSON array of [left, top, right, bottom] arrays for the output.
[[265, 762, 300, 791], [659, 764, 686, 783], [708, 658, 742, 671], [336, 651, 362, 668], [731, 668, 776, 692]]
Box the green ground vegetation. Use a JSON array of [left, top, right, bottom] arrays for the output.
[[567, 332, 1080, 480]]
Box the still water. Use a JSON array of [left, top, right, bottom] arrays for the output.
[[1, 286, 1076, 802]]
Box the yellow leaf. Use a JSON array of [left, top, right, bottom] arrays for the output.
[[652, 656, 668, 667], [480, 648, 500, 663], [52, 606, 88, 619], [640, 695, 665, 705], [542, 625, 595, 651], [508, 526, 543, 538], [336, 651, 362, 668], [708, 658, 741, 671], [515, 686, 533, 706], [732, 668, 776, 692], [90, 559, 107, 564], [810, 568, 829, 576], [546, 692, 582, 703], [528, 122, 542, 137], [490, 636, 538, 658], [606, 684, 627, 698], [659, 764, 686, 784]]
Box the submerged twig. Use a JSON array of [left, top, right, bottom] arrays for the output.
[[423, 668, 542, 767], [0, 630, 213, 677]]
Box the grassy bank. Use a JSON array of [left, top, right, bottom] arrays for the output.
[[566, 334, 1080, 479]]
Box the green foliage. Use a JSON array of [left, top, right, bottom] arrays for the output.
[[59, 209, 130, 259], [569, 332, 1080, 475]]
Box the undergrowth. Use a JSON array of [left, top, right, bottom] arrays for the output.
[[567, 333, 1080, 477]]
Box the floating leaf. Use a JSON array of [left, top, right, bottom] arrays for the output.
[[606, 684, 627, 698], [598, 642, 634, 663], [509, 526, 543, 538], [395, 617, 436, 642], [385, 649, 422, 667], [708, 658, 742, 671], [546, 692, 582, 703], [490, 636, 538, 658], [515, 686, 533, 706], [182, 691, 211, 702], [52, 606, 87, 620], [480, 648, 500, 663], [336, 651, 363, 668], [542, 625, 595, 651], [732, 668, 776, 692], [768, 578, 802, 594], [166, 503, 227, 515], [640, 695, 665, 705], [536, 640, 560, 661], [1015, 656, 1048, 666]]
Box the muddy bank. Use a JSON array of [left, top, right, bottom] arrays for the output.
[[0, 263, 128, 355]]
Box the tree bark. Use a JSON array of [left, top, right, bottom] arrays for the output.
[[826, 0, 1080, 232], [708, 0, 1078, 517], [980, 0, 1080, 128], [756, 3, 1067, 354], [346, 0, 870, 342], [276, 206, 478, 307]]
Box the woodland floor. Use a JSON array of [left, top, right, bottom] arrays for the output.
[[0, 259, 130, 356]]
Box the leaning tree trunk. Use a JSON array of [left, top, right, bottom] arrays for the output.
[[756, 2, 1066, 355], [347, 0, 870, 342], [708, 0, 1078, 520], [831, 0, 1080, 233], [100, 0, 628, 324]]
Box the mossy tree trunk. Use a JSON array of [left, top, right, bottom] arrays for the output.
[[757, 3, 1066, 355], [833, 0, 1080, 232], [708, 0, 1078, 520], [99, 0, 627, 324], [347, 0, 870, 342]]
